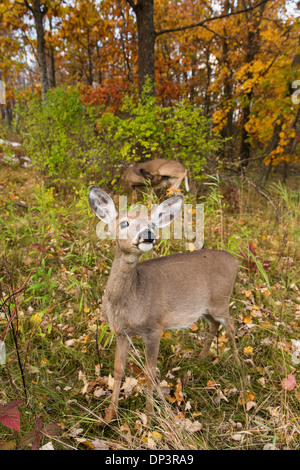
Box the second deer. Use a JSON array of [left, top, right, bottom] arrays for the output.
[[125, 158, 189, 202], [88, 186, 239, 421]]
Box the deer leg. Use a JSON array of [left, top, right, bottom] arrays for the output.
[[222, 316, 240, 364], [167, 174, 185, 193], [131, 187, 137, 205], [144, 333, 161, 415], [200, 314, 220, 359], [105, 334, 130, 421]]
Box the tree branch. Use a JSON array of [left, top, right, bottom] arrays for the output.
[[22, 0, 33, 13], [125, 0, 137, 13], [200, 23, 243, 48], [155, 0, 270, 37]]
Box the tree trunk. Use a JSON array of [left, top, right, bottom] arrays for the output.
[[48, 45, 56, 88], [134, 0, 156, 95], [31, 0, 49, 100], [239, 1, 265, 169], [48, 17, 56, 88], [87, 30, 93, 86], [204, 48, 212, 116], [213, 1, 234, 161]]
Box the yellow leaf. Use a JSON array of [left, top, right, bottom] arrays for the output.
[[168, 396, 176, 404], [83, 334, 89, 344], [243, 346, 254, 356], [207, 380, 217, 388], [152, 431, 162, 441], [174, 380, 183, 403], [162, 331, 171, 339], [243, 316, 252, 324], [238, 391, 255, 405], [189, 323, 198, 331], [30, 313, 43, 325]]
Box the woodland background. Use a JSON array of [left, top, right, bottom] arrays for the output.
[[0, 0, 300, 451]]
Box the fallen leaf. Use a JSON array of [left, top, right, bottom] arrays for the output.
[[268, 407, 280, 417], [93, 387, 107, 397], [121, 377, 138, 396], [107, 374, 114, 390], [263, 443, 276, 450], [246, 400, 257, 411], [181, 418, 202, 433], [78, 371, 89, 395], [206, 380, 218, 389], [159, 380, 171, 396], [243, 346, 254, 356], [69, 427, 84, 438], [281, 374, 297, 391], [238, 391, 255, 405], [0, 401, 22, 433], [174, 379, 183, 403], [243, 316, 252, 324], [0, 440, 16, 450], [120, 423, 132, 444], [43, 422, 63, 437], [147, 436, 156, 450], [90, 438, 109, 450], [152, 431, 162, 441], [232, 433, 243, 441], [185, 401, 192, 411], [39, 442, 55, 450]]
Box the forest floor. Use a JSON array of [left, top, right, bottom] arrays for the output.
[[0, 139, 299, 450]]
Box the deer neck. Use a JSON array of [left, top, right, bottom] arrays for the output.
[[105, 243, 140, 306]]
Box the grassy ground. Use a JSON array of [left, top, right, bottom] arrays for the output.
[[0, 148, 299, 450]]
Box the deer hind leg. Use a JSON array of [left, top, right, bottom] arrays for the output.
[[200, 314, 220, 359], [105, 334, 130, 421], [167, 174, 186, 194], [221, 315, 240, 364], [144, 333, 161, 415]]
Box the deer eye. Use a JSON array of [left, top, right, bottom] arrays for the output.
[[119, 220, 129, 229]]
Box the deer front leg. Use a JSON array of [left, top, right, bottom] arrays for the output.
[[105, 334, 130, 421], [131, 187, 137, 205], [144, 333, 161, 415]]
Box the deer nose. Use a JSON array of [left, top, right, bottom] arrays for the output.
[[138, 229, 156, 243]]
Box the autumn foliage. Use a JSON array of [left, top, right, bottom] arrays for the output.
[[0, 0, 299, 171]]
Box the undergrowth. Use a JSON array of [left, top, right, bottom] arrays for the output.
[[0, 159, 299, 450]]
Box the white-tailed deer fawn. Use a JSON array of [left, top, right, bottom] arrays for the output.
[[125, 159, 189, 202], [88, 186, 239, 421]]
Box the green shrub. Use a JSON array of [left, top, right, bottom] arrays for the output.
[[97, 81, 222, 187], [16, 86, 100, 182], [16, 83, 221, 189]]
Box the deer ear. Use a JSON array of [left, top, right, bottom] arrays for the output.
[[152, 194, 183, 228], [88, 186, 118, 225]]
